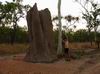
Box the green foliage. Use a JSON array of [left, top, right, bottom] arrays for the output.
[[54, 29, 100, 43], [0, 1, 31, 27], [54, 30, 59, 49], [0, 27, 11, 43], [0, 0, 31, 44], [0, 27, 28, 43], [76, 0, 100, 43], [15, 27, 29, 43], [73, 29, 88, 42]]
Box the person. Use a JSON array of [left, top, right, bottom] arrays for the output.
[[63, 37, 70, 61]]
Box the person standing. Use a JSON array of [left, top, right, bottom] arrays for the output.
[[63, 37, 70, 61]]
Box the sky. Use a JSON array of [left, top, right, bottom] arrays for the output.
[[1, 0, 95, 30], [23, 0, 86, 30]]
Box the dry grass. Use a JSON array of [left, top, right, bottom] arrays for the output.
[[0, 43, 100, 74], [0, 43, 29, 55], [0, 42, 99, 56], [68, 42, 99, 58], [69, 42, 98, 51]]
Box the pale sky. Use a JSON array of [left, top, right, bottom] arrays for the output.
[[1, 0, 95, 30], [23, 0, 86, 30]]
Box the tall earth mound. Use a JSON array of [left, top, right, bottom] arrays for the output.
[[24, 3, 57, 63]]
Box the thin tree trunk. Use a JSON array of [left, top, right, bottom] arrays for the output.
[[94, 27, 98, 48], [57, 0, 62, 56], [88, 28, 92, 46], [94, 27, 97, 42]]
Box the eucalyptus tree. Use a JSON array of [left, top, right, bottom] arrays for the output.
[[4, 1, 24, 44], [76, 0, 91, 31], [0, 0, 30, 44], [57, 0, 63, 56], [12, 0, 30, 44], [0, 0, 23, 27], [75, 0, 94, 44], [0, 2, 4, 27], [52, 16, 63, 30], [64, 15, 79, 32], [90, 2, 100, 42], [76, 0, 100, 47], [0, 2, 10, 27]]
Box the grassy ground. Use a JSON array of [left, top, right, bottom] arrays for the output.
[[69, 42, 98, 49], [0, 42, 99, 56], [0, 43, 100, 74], [0, 43, 29, 56], [0, 48, 100, 74]]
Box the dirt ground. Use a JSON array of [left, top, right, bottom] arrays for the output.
[[0, 49, 100, 74]]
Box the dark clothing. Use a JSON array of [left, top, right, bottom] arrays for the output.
[[64, 48, 69, 54], [64, 48, 70, 61]]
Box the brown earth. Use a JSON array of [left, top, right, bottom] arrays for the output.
[[0, 43, 100, 74], [0, 58, 84, 74], [0, 50, 100, 74]]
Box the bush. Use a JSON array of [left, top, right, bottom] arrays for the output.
[[0, 27, 29, 43]]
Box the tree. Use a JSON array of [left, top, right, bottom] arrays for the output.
[[10, 0, 24, 44], [76, 0, 100, 48], [52, 16, 63, 30], [57, 0, 63, 56], [77, 0, 94, 45], [0, 2, 13, 27], [0, 0, 30, 44], [64, 15, 79, 32], [90, 2, 100, 42]]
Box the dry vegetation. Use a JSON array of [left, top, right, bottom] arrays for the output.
[[69, 42, 98, 49], [0, 42, 99, 56], [0, 43, 100, 74], [0, 44, 29, 56]]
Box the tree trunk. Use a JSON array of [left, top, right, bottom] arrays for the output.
[[88, 28, 92, 46], [94, 27, 98, 48], [57, 0, 63, 56]]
